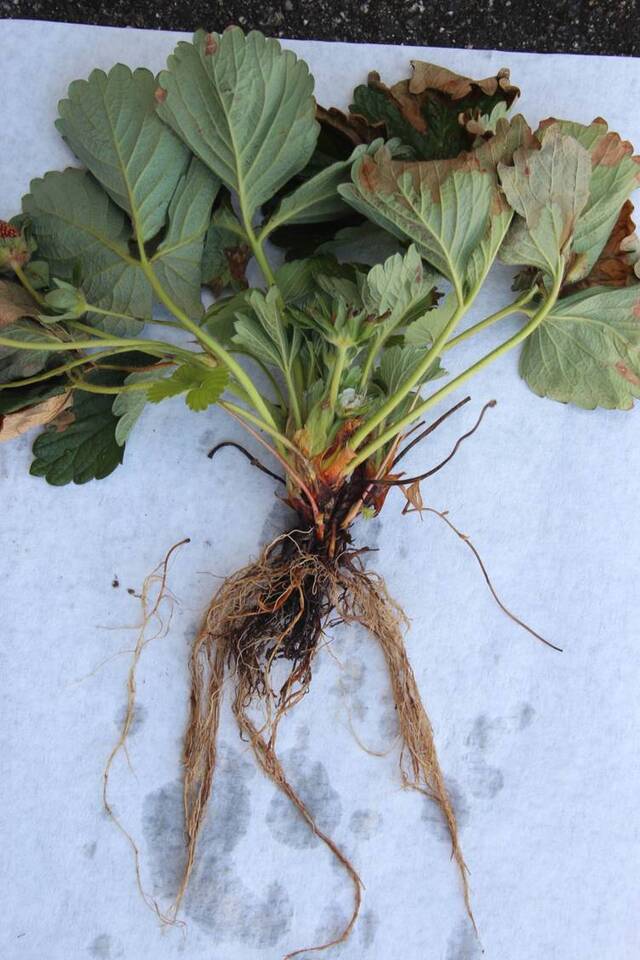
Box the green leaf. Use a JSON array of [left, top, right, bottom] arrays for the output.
[[378, 343, 443, 393], [520, 285, 640, 409], [316, 222, 404, 265], [0, 378, 67, 416], [498, 127, 592, 278], [340, 147, 494, 297], [147, 362, 228, 411], [112, 369, 160, 446], [362, 244, 436, 332], [30, 370, 125, 484], [233, 287, 300, 373], [23, 169, 149, 335], [0, 321, 62, 383], [202, 290, 251, 344], [56, 64, 190, 242], [157, 28, 319, 220], [405, 292, 457, 346], [41, 279, 87, 320], [537, 118, 640, 282], [275, 257, 345, 304], [201, 197, 249, 295], [266, 142, 387, 234], [151, 157, 219, 316]]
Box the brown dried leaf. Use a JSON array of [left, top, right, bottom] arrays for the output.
[[0, 279, 39, 328], [409, 62, 519, 104], [0, 391, 71, 442]]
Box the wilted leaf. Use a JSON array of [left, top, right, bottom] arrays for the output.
[[157, 28, 319, 221], [350, 62, 519, 162], [0, 390, 70, 442], [57, 64, 190, 241], [499, 127, 592, 278], [520, 285, 640, 409], [565, 200, 639, 292], [30, 370, 127, 484], [341, 146, 494, 296], [537, 118, 640, 282], [0, 279, 39, 327]]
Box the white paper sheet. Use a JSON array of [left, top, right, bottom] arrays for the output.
[[1, 19, 639, 960]]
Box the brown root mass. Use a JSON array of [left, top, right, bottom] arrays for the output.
[[172, 525, 474, 956]]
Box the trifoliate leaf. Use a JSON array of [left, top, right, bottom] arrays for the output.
[[498, 127, 592, 278], [362, 244, 436, 332], [233, 287, 301, 373], [23, 169, 149, 335], [30, 370, 127, 484], [341, 146, 494, 295], [151, 157, 219, 317], [112, 369, 161, 446], [350, 62, 519, 162], [146, 362, 228, 412], [520, 285, 640, 409], [201, 197, 249, 295], [157, 28, 319, 221], [56, 64, 190, 242], [537, 118, 640, 282]]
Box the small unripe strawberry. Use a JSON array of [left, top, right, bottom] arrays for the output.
[[0, 220, 30, 271]]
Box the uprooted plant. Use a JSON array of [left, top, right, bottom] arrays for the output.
[[2, 27, 640, 957]]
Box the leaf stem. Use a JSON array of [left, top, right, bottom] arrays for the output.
[[348, 294, 469, 451], [136, 250, 279, 436], [442, 288, 538, 353], [0, 347, 151, 389], [328, 344, 348, 412], [13, 263, 46, 307], [347, 268, 564, 472]]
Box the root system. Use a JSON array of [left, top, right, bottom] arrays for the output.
[[171, 524, 475, 955]]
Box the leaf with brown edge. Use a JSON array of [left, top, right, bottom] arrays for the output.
[[565, 200, 640, 292], [341, 146, 495, 292], [350, 62, 519, 162], [0, 390, 71, 442], [0, 279, 39, 327], [538, 117, 640, 282]]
